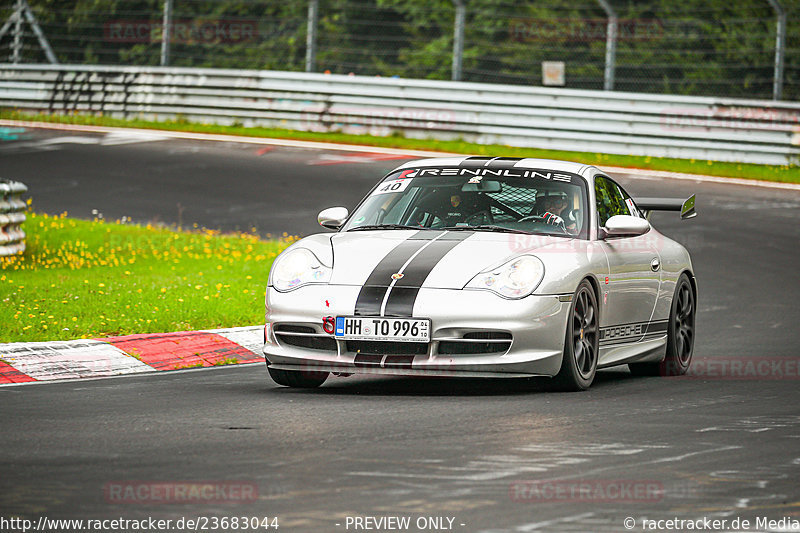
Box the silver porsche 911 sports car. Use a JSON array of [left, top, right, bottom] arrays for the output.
[[263, 157, 697, 391]]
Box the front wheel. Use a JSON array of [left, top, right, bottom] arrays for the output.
[[629, 273, 695, 377], [268, 366, 329, 388], [552, 280, 599, 391]]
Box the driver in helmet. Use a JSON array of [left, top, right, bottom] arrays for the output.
[[538, 191, 576, 232]]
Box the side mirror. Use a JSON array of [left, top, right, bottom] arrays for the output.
[[318, 207, 349, 230], [602, 215, 650, 237], [680, 194, 696, 220]]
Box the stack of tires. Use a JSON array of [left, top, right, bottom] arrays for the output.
[[0, 179, 28, 256]]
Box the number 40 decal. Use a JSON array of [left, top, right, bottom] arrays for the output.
[[372, 178, 413, 196]]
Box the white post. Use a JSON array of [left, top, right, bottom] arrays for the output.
[[596, 0, 617, 91], [306, 0, 319, 72], [11, 0, 23, 63], [766, 0, 785, 100], [160, 0, 173, 67], [452, 0, 465, 81]]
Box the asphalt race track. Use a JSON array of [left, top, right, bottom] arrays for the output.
[[0, 128, 408, 237], [1, 128, 799, 532]]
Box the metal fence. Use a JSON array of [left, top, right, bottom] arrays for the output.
[[0, 0, 797, 101], [2, 64, 798, 165], [0, 178, 27, 256]]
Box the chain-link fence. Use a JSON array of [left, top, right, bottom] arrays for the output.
[[1, 0, 797, 101]]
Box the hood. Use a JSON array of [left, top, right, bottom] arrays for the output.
[[326, 229, 581, 290]]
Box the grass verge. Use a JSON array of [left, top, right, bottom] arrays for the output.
[[0, 212, 292, 343], [2, 109, 798, 184]]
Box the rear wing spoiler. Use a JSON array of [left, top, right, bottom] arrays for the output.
[[635, 194, 696, 220]]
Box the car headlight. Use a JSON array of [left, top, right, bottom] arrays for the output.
[[269, 248, 332, 292], [466, 255, 545, 299]]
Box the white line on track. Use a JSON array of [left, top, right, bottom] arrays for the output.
[[0, 361, 263, 388], [511, 512, 597, 532], [2, 119, 798, 192], [0, 119, 449, 157], [602, 165, 800, 191]]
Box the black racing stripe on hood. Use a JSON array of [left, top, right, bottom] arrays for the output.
[[353, 230, 441, 316], [458, 156, 522, 169], [484, 157, 523, 169], [458, 157, 493, 168], [382, 231, 473, 317]]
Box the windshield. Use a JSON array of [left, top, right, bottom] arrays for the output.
[[342, 166, 589, 239]]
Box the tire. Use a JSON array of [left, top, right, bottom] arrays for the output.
[[267, 366, 329, 388], [629, 273, 695, 377], [552, 280, 599, 391]]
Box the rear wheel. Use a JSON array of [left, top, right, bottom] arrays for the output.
[[552, 280, 599, 391], [268, 366, 329, 388], [629, 273, 695, 377]]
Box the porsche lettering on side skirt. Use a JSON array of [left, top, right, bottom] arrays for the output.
[[599, 320, 669, 345]]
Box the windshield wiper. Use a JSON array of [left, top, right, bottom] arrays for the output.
[[348, 224, 421, 231], [441, 225, 531, 234]]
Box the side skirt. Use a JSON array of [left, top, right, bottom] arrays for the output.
[[598, 335, 667, 369]]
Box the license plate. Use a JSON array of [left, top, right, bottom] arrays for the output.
[[334, 317, 430, 342]]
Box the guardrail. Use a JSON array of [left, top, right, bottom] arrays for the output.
[[1, 64, 799, 165], [0, 179, 27, 256]]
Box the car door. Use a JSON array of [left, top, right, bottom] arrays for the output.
[[595, 175, 661, 343]]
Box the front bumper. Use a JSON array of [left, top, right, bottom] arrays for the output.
[[263, 285, 570, 378]]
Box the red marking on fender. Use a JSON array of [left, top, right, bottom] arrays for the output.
[[605, 276, 609, 284], [256, 146, 273, 156], [103, 331, 260, 371], [0, 360, 36, 384]]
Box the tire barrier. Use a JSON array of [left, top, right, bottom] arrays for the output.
[[0, 179, 27, 257]]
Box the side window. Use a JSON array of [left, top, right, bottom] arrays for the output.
[[616, 183, 641, 218], [595, 176, 631, 227]]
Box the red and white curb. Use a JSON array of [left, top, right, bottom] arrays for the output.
[[0, 326, 264, 386]]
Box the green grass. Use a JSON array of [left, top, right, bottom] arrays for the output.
[[2, 109, 798, 184], [0, 212, 292, 343]]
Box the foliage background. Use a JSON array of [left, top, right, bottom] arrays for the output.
[[0, 0, 797, 99]]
